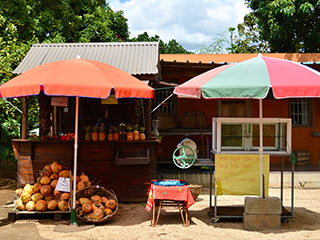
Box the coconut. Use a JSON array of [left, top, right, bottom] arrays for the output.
[[50, 173, 59, 180], [91, 195, 102, 203], [106, 199, 117, 210], [104, 208, 113, 216], [47, 200, 58, 210], [23, 184, 34, 195], [50, 179, 58, 189], [101, 197, 108, 205], [45, 195, 54, 202], [41, 164, 52, 177], [92, 208, 104, 220], [15, 188, 23, 197], [33, 183, 42, 193], [21, 192, 32, 203], [50, 162, 62, 173], [58, 200, 69, 211], [31, 192, 44, 202], [54, 190, 62, 199], [77, 181, 85, 191], [59, 170, 69, 178], [26, 201, 36, 211], [60, 192, 70, 201], [79, 197, 92, 205], [80, 173, 89, 182], [16, 198, 26, 211], [40, 176, 51, 185], [40, 185, 52, 196], [35, 200, 47, 211], [92, 202, 105, 212], [82, 203, 93, 213]]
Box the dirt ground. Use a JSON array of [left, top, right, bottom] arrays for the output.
[[0, 178, 319, 240]]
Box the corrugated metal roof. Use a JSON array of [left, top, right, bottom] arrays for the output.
[[160, 53, 320, 64], [14, 42, 159, 75]]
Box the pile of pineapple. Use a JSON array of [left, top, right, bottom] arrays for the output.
[[15, 162, 91, 212], [84, 123, 146, 141]]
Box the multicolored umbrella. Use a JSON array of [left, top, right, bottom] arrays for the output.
[[0, 58, 154, 224], [174, 55, 320, 198], [174, 55, 320, 99]]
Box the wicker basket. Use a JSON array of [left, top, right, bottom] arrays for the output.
[[76, 185, 118, 224], [189, 184, 202, 200]]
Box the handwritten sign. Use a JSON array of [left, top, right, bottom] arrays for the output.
[[51, 97, 68, 107], [55, 177, 70, 192], [215, 154, 269, 196]]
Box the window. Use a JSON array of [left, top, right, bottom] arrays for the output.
[[155, 89, 175, 114], [291, 99, 311, 126]]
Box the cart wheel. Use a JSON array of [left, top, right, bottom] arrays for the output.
[[212, 217, 219, 224], [172, 145, 196, 169]]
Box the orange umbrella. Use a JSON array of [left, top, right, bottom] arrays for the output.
[[0, 58, 154, 98], [0, 58, 154, 225]]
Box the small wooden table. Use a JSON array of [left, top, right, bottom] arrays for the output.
[[146, 180, 195, 226]]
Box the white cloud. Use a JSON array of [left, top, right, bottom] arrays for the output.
[[109, 0, 250, 51]]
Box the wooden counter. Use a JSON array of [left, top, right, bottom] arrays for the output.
[[12, 139, 160, 202]]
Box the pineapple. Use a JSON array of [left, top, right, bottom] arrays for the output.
[[139, 126, 146, 140], [113, 126, 119, 141], [84, 126, 91, 141], [126, 125, 133, 141], [108, 126, 114, 141], [99, 123, 106, 141], [91, 125, 98, 141], [133, 124, 139, 141]]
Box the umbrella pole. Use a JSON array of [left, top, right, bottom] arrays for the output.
[[71, 96, 79, 225], [259, 99, 264, 198]]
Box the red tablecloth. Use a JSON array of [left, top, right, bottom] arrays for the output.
[[146, 180, 195, 211]]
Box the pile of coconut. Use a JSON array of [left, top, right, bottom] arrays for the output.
[[15, 161, 91, 212]]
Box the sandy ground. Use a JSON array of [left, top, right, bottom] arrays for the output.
[[1, 186, 319, 240]]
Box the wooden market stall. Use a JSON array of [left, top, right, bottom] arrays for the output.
[[9, 42, 161, 202]]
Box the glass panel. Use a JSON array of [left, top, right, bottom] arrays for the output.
[[221, 124, 243, 147]]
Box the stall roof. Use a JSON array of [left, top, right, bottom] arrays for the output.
[[14, 42, 159, 75], [160, 53, 320, 64]]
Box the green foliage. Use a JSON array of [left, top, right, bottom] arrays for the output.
[[245, 0, 320, 52], [195, 32, 229, 54], [130, 32, 191, 54], [228, 13, 270, 53]]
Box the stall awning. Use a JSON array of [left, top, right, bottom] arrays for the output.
[[14, 42, 159, 75]]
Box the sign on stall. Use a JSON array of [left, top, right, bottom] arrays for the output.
[[55, 177, 70, 192], [215, 154, 269, 196]]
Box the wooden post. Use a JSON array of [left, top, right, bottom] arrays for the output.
[[21, 97, 28, 139], [146, 99, 152, 140]]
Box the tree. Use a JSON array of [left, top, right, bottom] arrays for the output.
[[245, 0, 320, 52], [195, 32, 229, 54], [130, 32, 191, 54], [228, 13, 269, 53], [0, 1, 130, 166]]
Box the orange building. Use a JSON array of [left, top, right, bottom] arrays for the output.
[[155, 53, 320, 168]]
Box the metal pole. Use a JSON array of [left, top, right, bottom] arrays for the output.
[[259, 99, 263, 198], [71, 96, 79, 225], [281, 156, 284, 206]]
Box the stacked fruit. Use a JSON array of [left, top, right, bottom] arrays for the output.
[[76, 194, 117, 221], [15, 162, 90, 212]]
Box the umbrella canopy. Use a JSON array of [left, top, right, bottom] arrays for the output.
[[0, 58, 154, 99], [174, 55, 320, 99]]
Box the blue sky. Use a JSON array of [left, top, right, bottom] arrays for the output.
[[108, 0, 250, 52]]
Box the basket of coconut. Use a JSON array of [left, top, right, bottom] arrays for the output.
[[75, 185, 118, 224]]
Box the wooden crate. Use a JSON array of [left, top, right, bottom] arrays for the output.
[[293, 151, 310, 166]]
